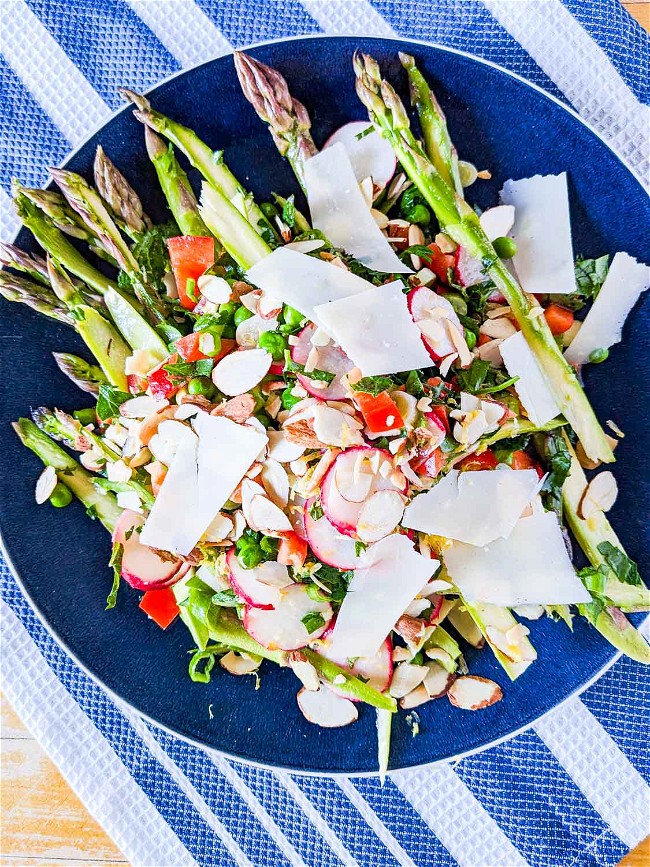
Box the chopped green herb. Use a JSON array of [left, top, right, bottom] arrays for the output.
[[351, 375, 397, 397], [188, 645, 225, 683], [106, 542, 122, 610], [96, 385, 130, 421], [575, 255, 609, 299], [282, 195, 296, 229], [212, 589, 239, 608], [404, 370, 425, 397], [355, 540, 368, 557], [194, 358, 215, 377], [284, 351, 335, 383], [129, 220, 178, 287], [478, 375, 519, 395], [598, 542, 642, 587], [355, 125, 375, 141], [309, 500, 324, 521], [456, 359, 490, 393], [302, 611, 327, 634]]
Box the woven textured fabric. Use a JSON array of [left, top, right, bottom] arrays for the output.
[[1, 2, 649, 865]]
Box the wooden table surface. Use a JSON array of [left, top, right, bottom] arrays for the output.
[[1, 4, 648, 864]]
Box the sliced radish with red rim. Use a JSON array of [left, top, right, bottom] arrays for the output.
[[304, 499, 364, 570], [243, 584, 333, 651], [226, 548, 292, 609], [290, 324, 354, 401], [113, 510, 184, 590]]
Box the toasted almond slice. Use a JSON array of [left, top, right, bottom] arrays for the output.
[[479, 317, 517, 340], [121, 395, 169, 418], [198, 274, 231, 305], [35, 466, 57, 504], [408, 224, 425, 269], [80, 450, 106, 472], [203, 512, 234, 543], [249, 494, 293, 535], [212, 348, 273, 396], [405, 598, 431, 618], [399, 684, 431, 709], [261, 459, 290, 509], [288, 651, 320, 691], [392, 646, 411, 663], [394, 614, 427, 646], [447, 675, 503, 710], [579, 470, 618, 519], [389, 663, 429, 698], [423, 661, 455, 698], [220, 651, 260, 676], [434, 232, 457, 253], [297, 687, 358, 727], [424, 647, 454, 671]]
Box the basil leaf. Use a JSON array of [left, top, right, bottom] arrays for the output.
[[194, 358, 214, 377], [301, 611, 326, 635], [282, 195, 296, 228], [164, 360, 195, 379], [96, 385, 130, 421], [456, 359, 490, 393], [597, 542, 642, 587], [284, 353, 335, 384], [105, 541, 122, 610], [351, 375, 396, 397]]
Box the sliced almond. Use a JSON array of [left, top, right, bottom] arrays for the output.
[[121, 395, 169, 419], [392, 646, 411, 663], [288, 651, 320, 691], [424, 647, 454, 670], [220, 651, 260, 676], [479, 317, 517, 340], [261, 459, 290, 509], [212, 348, 273, 396], [399, 684, 431, 709], [249, 494, 293, 536], [408, 224, 425, 269], [297, 686, 358, 727], [35, 466, 57, 504], [422, 661, 455, 698], [198, 274, 231, 305], [394, 614, 427, 646], [203, 512, 234, 543], [578, 470, 618, 519], [389, 662, 429, 698], [447, 675, 503, 710]]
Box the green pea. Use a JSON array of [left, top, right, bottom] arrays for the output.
[[445, 292, 468, 317], [188, 376, 215, 397], [222, 324, 236, 339], [73, 408, 96, 426], [219, 301, 237, 322], [255, 412, 272, 428], [282, 304, 305, 329], [400, 187, 430, 224], [258, 330, 289, 361], [464, 328, 477, 350], [49, 483, 72, 508], [493, 236, 518, 259], [588, 347, 609, 364], [233, 306, 254, 326], [408, 203, 431, 225], [281, 387, 302, 411]]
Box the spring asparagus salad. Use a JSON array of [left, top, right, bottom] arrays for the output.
[[3, 50, 649, 772]]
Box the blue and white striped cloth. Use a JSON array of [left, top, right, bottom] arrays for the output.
[[1, 2, 648, 865]]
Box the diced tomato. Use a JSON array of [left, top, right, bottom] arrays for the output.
[[174, 332, 209, 363], [139, 587, 179, 629], [426, 243, 457, 284], [510, 450, 545, 479], [425, 404, 450, 434], [277, 532, 308, 568], [544, 303, 574, 336], [213, 338, 236, 364], [167, 236, 215, 310], [477, 333, 492, 347], [457, 450, 498, 471], [412, 446, 445, 478], [148, 366, 177, 400], [355, 391, 405, 433]]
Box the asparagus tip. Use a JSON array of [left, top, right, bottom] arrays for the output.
[[144, 124, 167, 159], [398, 51, 414, 69]]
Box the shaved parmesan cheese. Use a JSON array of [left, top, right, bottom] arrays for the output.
[[323, 121, 396, 187], [479, 205, 515, 242], [499, 331, 560, 425], [402, 465, 541, 546], [564, 252, 649, 365], [500, 173, 577, 294], [314, 280, 432, 376], [247, 247, 372, 332], [140, 412, 267, 555], [304, 143, 410, 274], [443, 512, 592, 606], [327, 534, 439, 659]]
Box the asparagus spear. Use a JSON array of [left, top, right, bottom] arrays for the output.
[[50, 167, 172, 325], [399, 53, 462, 196], [13, 185, 118, 295], [556, 435, 649, 611], [199, 183, 271, 270], [462, 601, 537, 680], [144, 127, 211, 237], [47, 257, 130, 391], [353, 53, 613, 464], [52, 352, 108, 394], [120, 88, 276, 241], [581, 605, 650, 664], [234, 52, 318, 193], [0, 270, 74, 325], [12, 418, 122, 533], [94, 145, 152, 239], [0, 241, 50, 284]]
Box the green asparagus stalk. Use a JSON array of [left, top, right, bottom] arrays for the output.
[[47, 257, 130, 391], [234, 52, 318, 193], [399, 53, 462, 195], [0, 240, 50, 284], [120, 88, 276, 240], [94, 145, 152, 239], [0, 270, 74, 325], [199, 183, 271, 270], [12, 418, 122, 533], [50, 167, 172, 324], [462, 601, 537, 680], [581, 606, 650, 664], [144, 127, 211, 237], [52, 352, 108, 394], [272, 193, 311, 234], [353, 53, 613, 464], [558, 435, 649, 611], [13, 185, 118, 295]]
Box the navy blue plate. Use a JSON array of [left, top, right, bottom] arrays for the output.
[[1, 37, 648, 774]]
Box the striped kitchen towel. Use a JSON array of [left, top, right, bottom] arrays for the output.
[[1, 1, 649, 865]]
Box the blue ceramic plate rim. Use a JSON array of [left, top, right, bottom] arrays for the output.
[[1, 35, 647, 775]]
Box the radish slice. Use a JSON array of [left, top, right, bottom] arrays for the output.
[[321, 447, 404, 537], [323, 120, 397, 188], [304, 499, 364, 570], [356, 490, 405, 543], [212, 348, 272, 396], [317, 634, 393, 697], [297, 686, 359, 727], [243, 584, 333, 650], [113, 510, 183, 590], [407, 285, 463, 360], [455, 245, 490, 288], [226, 549, 292, 609], [291, 323, 354, 401]]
